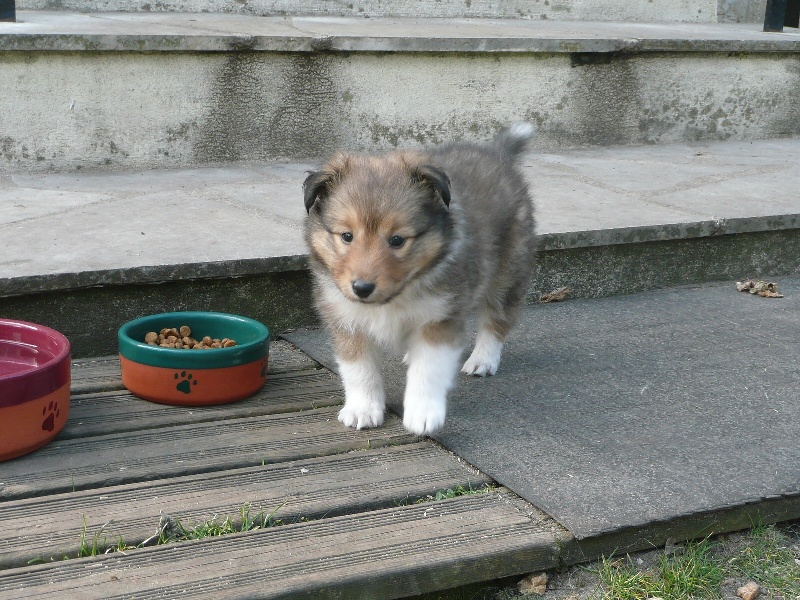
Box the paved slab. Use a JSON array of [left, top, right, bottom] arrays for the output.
[[285, 277, 800, 539], [2, 138, 799, 297]]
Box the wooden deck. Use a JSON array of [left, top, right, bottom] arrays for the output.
[[0, 341, 567, 599]]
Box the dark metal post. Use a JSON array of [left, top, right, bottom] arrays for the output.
[[786, 0, 800, 28], [0, 0, 15, 23], [764, 0, 789, 31]]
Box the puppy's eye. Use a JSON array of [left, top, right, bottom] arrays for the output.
[[341, 232, 354, 243], [388, 235, 406, 248]]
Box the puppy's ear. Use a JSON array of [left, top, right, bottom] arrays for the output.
[[303, 170, 332, 213], [413, 165, 451, 208], [303, 153, 350, 213]]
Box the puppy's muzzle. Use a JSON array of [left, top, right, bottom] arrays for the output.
[[352, 279, 376, 299]]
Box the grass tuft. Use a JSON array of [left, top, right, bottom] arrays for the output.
[[588, 525, 800, 600], [77, 516, 108, 558], [73, 503, 286, 559], [397, 482, 495, 507], [724, 523, 800, 599], [152, 503, 286, 545], [596, 537, 725, 600]]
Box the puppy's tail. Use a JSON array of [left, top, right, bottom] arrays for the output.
[[494, 122, 535, 158]]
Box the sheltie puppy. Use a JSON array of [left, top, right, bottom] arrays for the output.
[[303, 124, 536, 435]]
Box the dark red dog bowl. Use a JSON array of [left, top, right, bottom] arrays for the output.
[[0, 319, 71, 462]]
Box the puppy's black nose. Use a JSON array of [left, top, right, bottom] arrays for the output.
[[352, 280, 376, 299]]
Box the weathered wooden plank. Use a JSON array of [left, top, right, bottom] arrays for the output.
[[0, 442, 492, 569], [70, 340, 321, 394], [70, 356, 127, 394], [0, 408, 412, 500], [0, 492, 561, 600], [64, 368, 343, 439]]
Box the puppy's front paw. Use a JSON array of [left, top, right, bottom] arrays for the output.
[[336, 354, 385, 430], [403, 396, 446, 436], [461, 354, 499, 377], [338, 402, 385, 430], [461, 333, 503, 377]]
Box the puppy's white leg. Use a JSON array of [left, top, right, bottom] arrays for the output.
[[335, 334, 385, 430], [461, 328, 503, 377], [403, 334, 463, 436]]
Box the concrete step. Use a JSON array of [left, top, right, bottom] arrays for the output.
[[2, 137, 799, 357], [2, 12, 800, 174], [14, 0, 768, 23]]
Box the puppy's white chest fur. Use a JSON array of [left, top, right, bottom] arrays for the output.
[[318, 276, 452, 351]]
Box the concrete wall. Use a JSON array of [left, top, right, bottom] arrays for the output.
[[718, 0, 768, 22], [2, 50, 799, 173], [16, 0, 729, 22]]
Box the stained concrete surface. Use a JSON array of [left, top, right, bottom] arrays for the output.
[[2, 137, 799, 294]]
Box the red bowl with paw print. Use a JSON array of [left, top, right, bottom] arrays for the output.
[[118, 312, 270, 406], [0, 319, 71, 462]]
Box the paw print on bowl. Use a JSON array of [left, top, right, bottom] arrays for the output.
[[41, 400, 61, 432], [174, 371, 198, 395]]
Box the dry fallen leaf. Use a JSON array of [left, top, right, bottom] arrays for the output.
[[540, 286, 570, 303], [736, 279, 784, 298], [518, 572, 548, 595]]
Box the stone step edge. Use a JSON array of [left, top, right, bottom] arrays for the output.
[[3, 13, 800, 54], [2, 214, 797, 299]]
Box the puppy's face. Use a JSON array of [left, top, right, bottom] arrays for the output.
[[304, 151, 452, 304]]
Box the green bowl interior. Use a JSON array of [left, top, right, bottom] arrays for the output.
[[119, 312, 270, 369]]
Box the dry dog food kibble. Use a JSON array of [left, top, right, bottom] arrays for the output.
[[144, 326, 237, 349]]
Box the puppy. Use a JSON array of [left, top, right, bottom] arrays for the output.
[[303, 124, 536, 435]]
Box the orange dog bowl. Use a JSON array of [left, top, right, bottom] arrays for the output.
[[118, 312, 270, 406], [0, 319, 71, 462]]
